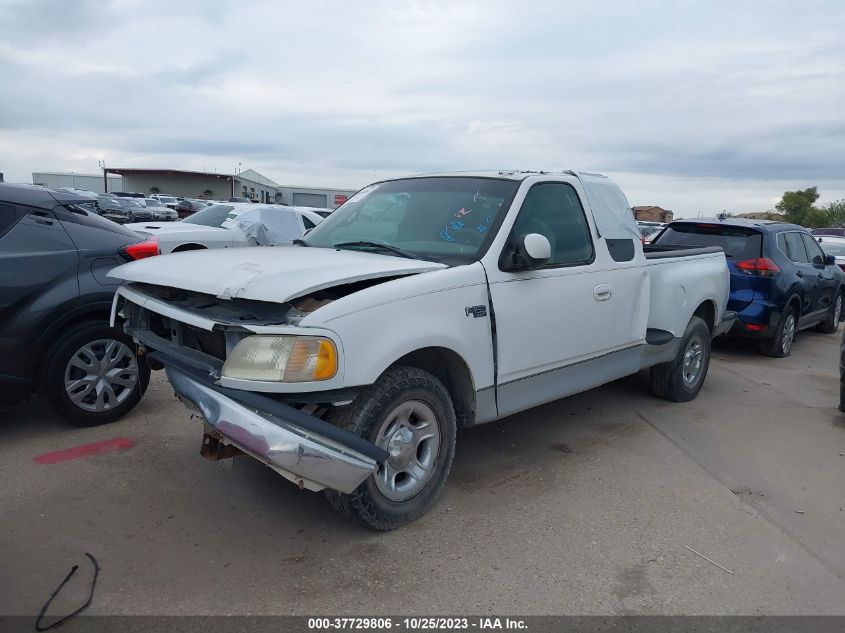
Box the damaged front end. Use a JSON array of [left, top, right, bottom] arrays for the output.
[[113, 283, 388, 493]]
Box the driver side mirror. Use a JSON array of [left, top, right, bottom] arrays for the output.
[[502, 233, 551, 271], [825, 254, 836, 266]]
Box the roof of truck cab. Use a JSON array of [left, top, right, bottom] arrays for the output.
[[411, 170, 604, 181], [671, 217, 803, 232]]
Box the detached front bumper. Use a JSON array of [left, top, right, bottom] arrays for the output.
[[166, 366, 379, 494]]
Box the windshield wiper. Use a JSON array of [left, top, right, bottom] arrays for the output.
[[333, 241, 422, 260], [292, 238, 309, 246]]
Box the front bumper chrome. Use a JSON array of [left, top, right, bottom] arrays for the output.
[[166, 367, 377, 493]]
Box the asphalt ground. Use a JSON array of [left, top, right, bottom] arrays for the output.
[[1, 330, 844, 616]]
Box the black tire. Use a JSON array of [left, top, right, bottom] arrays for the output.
[[324, 366, 457, 531], [816, 291, 842, 334], [757, 304, 797, 358], [42, 320, 150, 427], [650, 316, 711, 402], [840, 382, 845, 413]]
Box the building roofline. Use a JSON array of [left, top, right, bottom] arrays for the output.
[[106, 167, 234, 179], [33, 171, 121, 178]]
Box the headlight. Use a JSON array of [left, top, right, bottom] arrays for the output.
[[222, 335, 337, 382]]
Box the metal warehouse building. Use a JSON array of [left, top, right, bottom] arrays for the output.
[[105, 167, 357, 209], [32, 171, 122, 194]]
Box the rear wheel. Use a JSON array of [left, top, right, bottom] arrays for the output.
[[650, 316, 711, 402], [42, 321, 150, 426], [758, 305, 796, 357], [324, 366, 456, 531], [816, 292, 842, 334]]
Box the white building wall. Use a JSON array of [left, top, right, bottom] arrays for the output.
[[274, 185, 358, 209], [32, 172, 121, 194], [119, 174, 235, 200]]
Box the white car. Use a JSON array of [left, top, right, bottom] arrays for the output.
[[111, 170, 732, 530], [817, 235, 845, 271], [141, 198, 178, 222], [125, 203, 323, 254], [150, 194, 180, 209]]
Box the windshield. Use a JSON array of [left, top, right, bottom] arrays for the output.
[[820, 240, 845, 256], [181, 204, 235, 227], [144, 199, 164, 207], [116, 198, 143, 208], [653, 223, 762, 259], [157, 196, 176, 203], [302, 177, 519, 263]]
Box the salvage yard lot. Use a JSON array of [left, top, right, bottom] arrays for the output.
[[2, 332, 844, 615]]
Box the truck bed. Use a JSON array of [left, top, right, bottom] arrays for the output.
[[642, 245, 730, 339]]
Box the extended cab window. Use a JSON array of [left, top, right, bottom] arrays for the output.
[[653, 224, 762, 259], [509, 182, 593, 266], [781, 232, 809, 263]]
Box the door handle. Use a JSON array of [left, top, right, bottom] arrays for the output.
[[818, 272, 823, 279], [796, 271, 803, 278], [593, 284, 612, 301]]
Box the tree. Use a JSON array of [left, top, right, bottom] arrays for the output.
[[823, 199, 845, 228], [775, 187, 821, 227]]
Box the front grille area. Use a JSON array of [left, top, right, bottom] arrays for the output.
[[146, 310, 228, 361]]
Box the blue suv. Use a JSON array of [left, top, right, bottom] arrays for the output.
[[652, 218, 844, 357]]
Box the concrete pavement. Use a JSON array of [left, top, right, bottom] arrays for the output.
[[1, 330, 844, 615]]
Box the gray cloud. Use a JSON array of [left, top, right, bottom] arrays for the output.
[[1, 0, 844, 214]]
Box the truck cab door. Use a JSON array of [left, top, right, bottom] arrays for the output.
[[484, 181, 642, 417]]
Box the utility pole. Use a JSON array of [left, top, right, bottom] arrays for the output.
[[98, 160, 107, 193]]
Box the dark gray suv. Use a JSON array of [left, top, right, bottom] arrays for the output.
[[0, 184, 159, 425]]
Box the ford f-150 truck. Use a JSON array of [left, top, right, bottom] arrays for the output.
[[109, 171, 734, 530]]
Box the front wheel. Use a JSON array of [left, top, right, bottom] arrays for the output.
[[650, 316, 711, 402], [325, 366, 457, 531]]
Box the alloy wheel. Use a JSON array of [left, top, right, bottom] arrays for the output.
[[681, 335, 705, 388], [64, 339, 139, 412], [374, 400, 442, 501], [781, 314, 796, 355]]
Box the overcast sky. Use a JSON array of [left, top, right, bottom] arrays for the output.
[[1, 0, 843, 217]]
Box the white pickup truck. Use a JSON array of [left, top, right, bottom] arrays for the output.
[[110, 170, 734, 530]]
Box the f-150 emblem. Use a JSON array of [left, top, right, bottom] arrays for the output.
[[465, 305, 487, 318]]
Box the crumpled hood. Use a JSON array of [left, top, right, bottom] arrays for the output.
[[108, 246, 447, 301]]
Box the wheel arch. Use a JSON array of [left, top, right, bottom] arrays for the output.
[[785, 292, 802, 319], [692, 299, 716, 334], [34, 302, 114, 385], [387, 346, 477, 428]]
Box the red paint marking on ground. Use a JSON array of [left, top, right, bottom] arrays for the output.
[[34, 437, 135, 465]]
